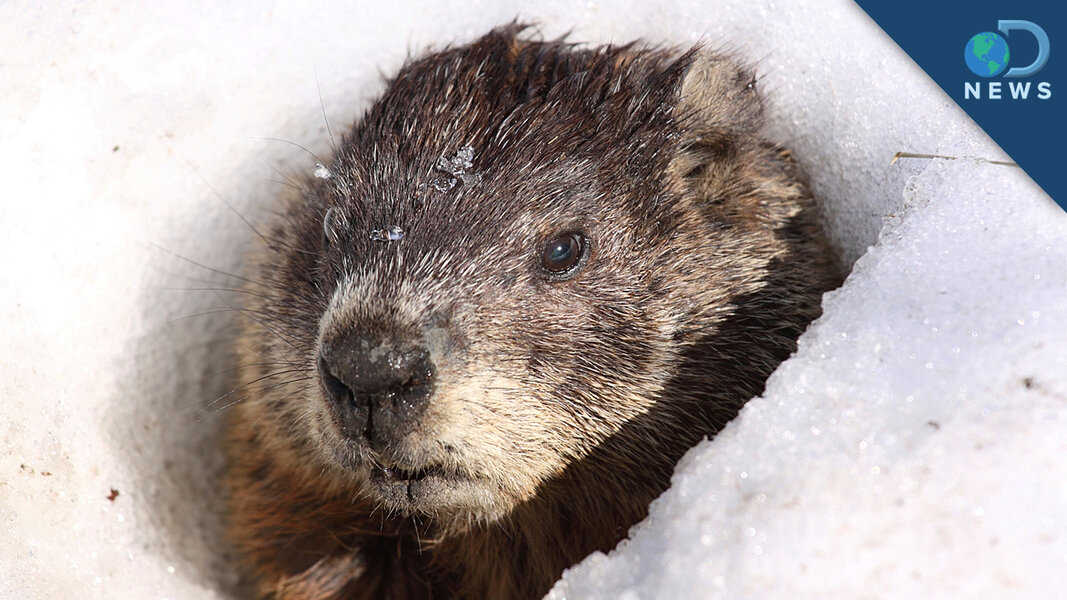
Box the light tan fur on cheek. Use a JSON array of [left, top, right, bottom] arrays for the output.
[[418, 370, 574, 499]]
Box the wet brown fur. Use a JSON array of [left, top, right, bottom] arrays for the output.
[[226, 25, 841, 600]]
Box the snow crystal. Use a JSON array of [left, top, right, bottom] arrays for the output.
[[430, 176, 457, 192], [369, 225, 405, 242], [435, 145, 480, 187]]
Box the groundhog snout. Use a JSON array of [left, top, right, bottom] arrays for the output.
[[317, 331, 436, 451]]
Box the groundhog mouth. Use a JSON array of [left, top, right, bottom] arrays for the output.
[[366, 460, 491, 514], [375, 463, 442, 484]]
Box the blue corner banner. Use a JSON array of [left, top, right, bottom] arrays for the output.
[[854, 1, 1065, 212]]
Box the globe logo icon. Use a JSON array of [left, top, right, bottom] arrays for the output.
[[965, 32, 1011, 77]]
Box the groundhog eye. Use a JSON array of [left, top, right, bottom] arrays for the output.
[[540, 233, 586, 278]]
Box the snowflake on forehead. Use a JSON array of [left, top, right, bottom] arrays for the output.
[[428, 145, 481, 192]]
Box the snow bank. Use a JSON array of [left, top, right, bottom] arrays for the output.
[[0, 1, 1062, 599], [549, 159, 1067, 599]]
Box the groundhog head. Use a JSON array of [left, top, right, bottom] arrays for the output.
[[241, 26, 837, 533]]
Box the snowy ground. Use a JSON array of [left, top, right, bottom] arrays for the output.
[[1, 1, 1063, 599]]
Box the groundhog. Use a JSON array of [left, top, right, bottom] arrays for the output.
[[225, 25, 840, 600]]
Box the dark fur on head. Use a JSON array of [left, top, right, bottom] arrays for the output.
[[226, 24, 840, 599]]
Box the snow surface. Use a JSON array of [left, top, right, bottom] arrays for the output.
[[0, 1, 1063, 599]]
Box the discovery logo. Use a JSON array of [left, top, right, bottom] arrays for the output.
[[963, 20, 1051, 100]]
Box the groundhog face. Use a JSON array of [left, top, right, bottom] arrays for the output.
[[246, 29, 824, 527]]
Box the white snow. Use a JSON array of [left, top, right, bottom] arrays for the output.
[[1, 1, 1063, 599], [549, 160, 1067, 599]]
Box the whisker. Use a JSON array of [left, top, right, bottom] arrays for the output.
[[207, 376, 314, 415], [201, 368, 310, 410], [315, 64, 338, 154], [179, 152, 277, 253], [167, 307, 242, 324], [262, 159, 307, 192], [251, 136, 325, 165], [151, 242, 254, 284]]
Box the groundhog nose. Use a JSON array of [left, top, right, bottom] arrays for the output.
[[318, 333, 436, 448]]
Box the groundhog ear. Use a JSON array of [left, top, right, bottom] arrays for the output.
[[670, 52, 764, 179]]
